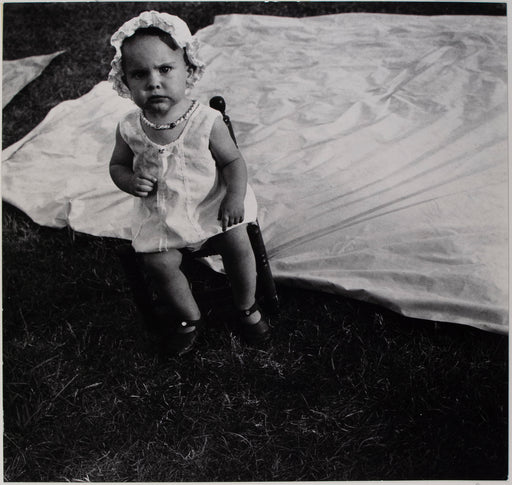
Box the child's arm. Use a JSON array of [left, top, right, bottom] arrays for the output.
[[109, 125, 156, 197], [209, 117, 248, 231]]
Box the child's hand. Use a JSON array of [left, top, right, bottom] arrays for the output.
[[131, 173, 157, 197], [218, 193, 245, 231]]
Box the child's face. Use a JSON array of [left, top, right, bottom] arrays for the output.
[[122, 35, 192, 115]]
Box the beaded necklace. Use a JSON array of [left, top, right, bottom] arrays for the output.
[[140, 100, 198, 130]]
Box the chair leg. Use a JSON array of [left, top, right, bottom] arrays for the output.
[[247, 222, 279, 315], [116, 244, 159, 333]]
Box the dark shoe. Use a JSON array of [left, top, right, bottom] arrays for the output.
[[160, 318, 202, 357], [236, 302, 270, 345]]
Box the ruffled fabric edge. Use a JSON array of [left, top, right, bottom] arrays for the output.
[[108, 10, 206, 99]]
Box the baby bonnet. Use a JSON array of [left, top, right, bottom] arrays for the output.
[[108, 10, 206, 98]]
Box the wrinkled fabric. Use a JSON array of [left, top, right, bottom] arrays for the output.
[[119, 104, 257, 252], [2, 51, 65, 107], [2, 14, 508, 332]]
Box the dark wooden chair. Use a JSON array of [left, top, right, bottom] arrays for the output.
[[117, 96, 279, 332]]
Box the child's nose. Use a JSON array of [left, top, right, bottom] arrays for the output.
[[147, 71, 161, 89]]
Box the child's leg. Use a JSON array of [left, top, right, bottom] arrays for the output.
[[209, 224, 261, 324], [139, 249, 201, 322]]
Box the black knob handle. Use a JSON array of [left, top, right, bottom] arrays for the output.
[[209, 96, 226, 114]]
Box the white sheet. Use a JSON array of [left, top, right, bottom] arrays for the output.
[[2, 51, 65, 108], [2, 14, 508, 332]]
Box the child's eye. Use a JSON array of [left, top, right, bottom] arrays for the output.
[[160, 66, 172, 74], [130, 71, 146, 80]]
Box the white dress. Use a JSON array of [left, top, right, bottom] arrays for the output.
[[119, 103, 258, 253]]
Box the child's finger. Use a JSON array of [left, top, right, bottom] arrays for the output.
[[137, 173, 157, 183], [132, 176, 156, 196], [135, 185, 153, 195], [144, 175, 157, 184], [222, 214, 232, 232], [139, 174, 157, 185], [135, 185, 152, 195], [140, 179, 155, 189]]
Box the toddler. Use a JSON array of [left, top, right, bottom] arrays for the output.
[[108, 11, 270, 356]]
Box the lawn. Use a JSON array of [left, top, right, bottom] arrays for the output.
[[2, 2, 508, 482]]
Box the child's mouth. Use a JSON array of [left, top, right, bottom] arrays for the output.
[[147, 96, 168, 103]]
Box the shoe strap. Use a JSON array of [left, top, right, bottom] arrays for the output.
[[239, 302, 260, 318]]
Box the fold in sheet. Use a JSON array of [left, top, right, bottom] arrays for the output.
[[2, 14, 508, 332], [2, 51, 65, 107]]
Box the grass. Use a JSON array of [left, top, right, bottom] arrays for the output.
[[2, 2, 508, 482]]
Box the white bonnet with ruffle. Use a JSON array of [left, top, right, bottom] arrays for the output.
[[108, 10, 206, 99]]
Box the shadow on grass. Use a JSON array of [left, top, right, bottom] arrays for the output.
[[3, 202, 508, 481]]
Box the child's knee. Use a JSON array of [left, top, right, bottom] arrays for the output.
[[218, 226, 253, 257], [141, 249, 183, 276]]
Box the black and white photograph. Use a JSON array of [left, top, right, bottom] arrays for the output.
[[2, 1, 508, 482]]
